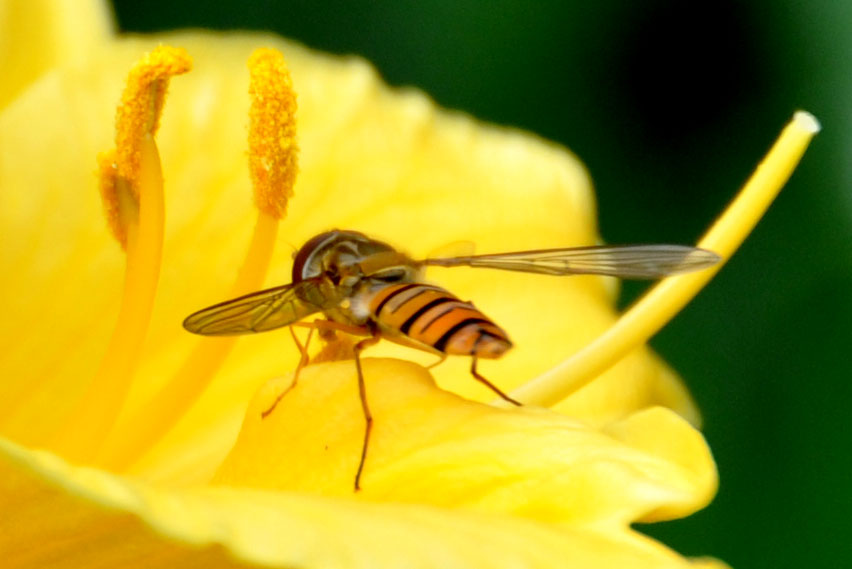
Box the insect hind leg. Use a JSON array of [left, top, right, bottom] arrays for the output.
[[353, 322, 381, 492], [470, 356, 521, 406]]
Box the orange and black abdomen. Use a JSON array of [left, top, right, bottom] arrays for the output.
[[368, 283, 512, 359]]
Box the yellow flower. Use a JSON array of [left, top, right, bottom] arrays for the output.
[[0, 1, 818, 567]]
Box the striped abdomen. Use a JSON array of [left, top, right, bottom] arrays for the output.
[[368, 283, 512, 358]]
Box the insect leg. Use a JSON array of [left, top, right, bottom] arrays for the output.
[[426, 353, 448, 369], [353, 322, 381, 492], [470, 356, 522, 406], [261, 325, 315, 419]]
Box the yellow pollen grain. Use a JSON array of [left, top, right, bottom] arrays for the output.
[[247, 47, 299, 219], [113, 46, 192, 200], [510, 111, 821, 408], [96, 150, 128, 248]]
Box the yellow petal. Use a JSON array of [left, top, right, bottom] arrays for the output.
[[554, 347, 702, 428], [0, 436, 716, 569], [215, 359, 716, 524], [688, 560, 732, 569], [0, 63, 122, 444], [0, 0, 114, 108]]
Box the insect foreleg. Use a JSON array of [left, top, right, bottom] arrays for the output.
[[261, 325, 315, 419], [353, 322, 382, 492], [470, 356, 521, 406]]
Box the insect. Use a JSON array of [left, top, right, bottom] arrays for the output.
[[183, 229, 720, 490]]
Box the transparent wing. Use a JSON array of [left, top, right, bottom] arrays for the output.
[[426, 240, 476, 259], [183, 278, 338, 336], [421, 244, 721, 280]]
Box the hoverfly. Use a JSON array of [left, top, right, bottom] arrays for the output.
[[183, 229, 720, 490]]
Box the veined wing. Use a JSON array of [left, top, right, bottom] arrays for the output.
[[421, 244, 721, 279], [183, 277, 337, 336], [426, 240, 476, 259]]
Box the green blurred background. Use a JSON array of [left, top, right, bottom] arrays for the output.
[[111, 1, 851, 566]]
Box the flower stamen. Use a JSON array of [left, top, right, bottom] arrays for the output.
[[98, 48, 298, 470], [52, 46, 191, 461], [510, 111, 821, 408], [247, 47, 299, 219]]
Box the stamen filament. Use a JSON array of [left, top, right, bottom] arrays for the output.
[[509, 111, 820, 408], [54, 134, 165, 460], [98, 212, 278, 469], [51, 46, 190, 461]]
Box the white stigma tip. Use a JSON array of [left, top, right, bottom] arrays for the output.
[[793, 110, 821, 133]]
